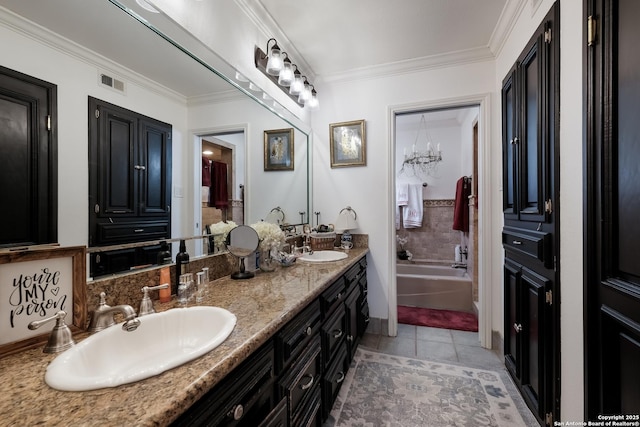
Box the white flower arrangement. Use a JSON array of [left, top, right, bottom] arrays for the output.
[[208, 220, 237, 249], [251, 221, 285, 251]]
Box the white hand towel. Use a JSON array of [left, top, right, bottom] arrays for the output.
[[403, 183, 423, 228], [396, 183, 409, 230]]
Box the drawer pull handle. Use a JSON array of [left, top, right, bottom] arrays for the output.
[[512, 240, 522, 245], [230, 404, 244, 420], [347, 335, 354, 342], [336, 372, 345, 384], [299, 374, 314, 390], [336, 292, 343, 300], [513, 323, 523, 333], [333, 329, 343, 339], [134, 229, 144, 233]]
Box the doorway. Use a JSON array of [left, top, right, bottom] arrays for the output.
[[387, 94, 492, 348], [192, 128, 246, 257], [394, 106, 480, 335]]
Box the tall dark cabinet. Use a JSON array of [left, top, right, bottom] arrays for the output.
[[501, 4, 560, 425], [88, 97, 172, 276]]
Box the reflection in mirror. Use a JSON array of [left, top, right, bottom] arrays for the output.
[[0, 0, 310, 276], [226, 226, 260, 280]]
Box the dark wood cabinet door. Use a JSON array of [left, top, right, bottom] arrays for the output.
[[96, 102, 138, 216], [0, 66, 57, 247], [585, 0, 640, 418], [139, 117, 171, 217], [88, 97, 171, 249], [501, 3, 559, 424]]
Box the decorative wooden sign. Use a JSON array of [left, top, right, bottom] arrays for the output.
[[0, 246, 86, 357]]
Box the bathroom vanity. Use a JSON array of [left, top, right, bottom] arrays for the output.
[[0, 248, 368, 426]]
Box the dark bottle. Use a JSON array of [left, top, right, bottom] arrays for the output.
[[174, 240, 190, 294], [156, 241, 172, 265]]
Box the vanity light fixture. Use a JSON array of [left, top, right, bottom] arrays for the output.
[[255, 38, 318, 109]]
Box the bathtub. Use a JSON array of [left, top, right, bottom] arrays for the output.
[[396, 263, 473, 313]]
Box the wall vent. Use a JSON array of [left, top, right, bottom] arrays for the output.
[[99, 73, 126, 93]]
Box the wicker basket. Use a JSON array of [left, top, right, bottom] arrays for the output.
[[309, 232, 336, 251]]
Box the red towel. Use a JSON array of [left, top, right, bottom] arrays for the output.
[[452, 176, 470, 232], [209, 161, 228, 209]]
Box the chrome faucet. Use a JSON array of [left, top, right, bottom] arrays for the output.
[[28, 310, 75, 353], [88, 292, 140, 333], [139, 284, 169, 316]]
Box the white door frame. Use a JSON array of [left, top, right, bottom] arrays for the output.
[[387, 93, 493, 348]]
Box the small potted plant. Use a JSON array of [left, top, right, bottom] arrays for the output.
[[396, 235, 410, 260]]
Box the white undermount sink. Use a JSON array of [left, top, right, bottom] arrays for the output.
[[298, 250, 348, 263], [45, 306, 236, 391]]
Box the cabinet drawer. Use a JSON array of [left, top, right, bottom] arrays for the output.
[[502, 226, 552, 268], [322, 343, 349, 419], [359, 303, 370, 337], [276, 300, 321, 372], [258, 397, 287, 427], [173, 342, 275, 427], [279, 336, 322, 425], [321, 304, 346, 368], [96, 220, 170, 245], [321, 277, 346, 319], [344, 262, 365, 295]]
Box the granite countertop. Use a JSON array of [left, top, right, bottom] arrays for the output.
[[0, 248, 368, 426]]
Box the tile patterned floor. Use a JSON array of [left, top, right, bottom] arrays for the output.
[[343, 322, 541, 426]]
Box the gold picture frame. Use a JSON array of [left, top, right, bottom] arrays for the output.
[[330, 119, 366, 167], [264, 128, 294, 171]]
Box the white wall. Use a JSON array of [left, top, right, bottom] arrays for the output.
[[0, 14, 188, 247], [310, 61, 495, 320], [188, 98, 308, 227]]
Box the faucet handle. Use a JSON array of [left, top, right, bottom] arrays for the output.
[[88, 292, 115, 332], [28, 310, 75, 353], [139, 284, 169, 316]]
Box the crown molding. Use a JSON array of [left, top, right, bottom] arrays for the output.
[[319, 46, 495, 85], [487, 0, 528, 57], [0, 6, 187, 105]]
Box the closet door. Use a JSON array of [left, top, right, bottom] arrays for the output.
[[585, 0, 640, 417], [501, 3, 559, 424], [0, 66, 57, 247]]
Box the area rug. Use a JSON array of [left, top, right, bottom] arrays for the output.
[[398, 305, 478, 332], [328, 348, 527, 427]]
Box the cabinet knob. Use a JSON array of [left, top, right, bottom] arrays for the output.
[[336, 292, 343, 300], [230, 404, 244, 420], [513, 323, 523, 333], [305, 326, 312, 336], [347, 335, 354, 342], [299, 374, 314, 390]]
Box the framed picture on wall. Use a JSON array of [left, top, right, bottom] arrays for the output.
[[330, 119, 366, 167], [264, 128, 294, 171]]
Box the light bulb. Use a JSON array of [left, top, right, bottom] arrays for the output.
[[278, 60, 293, 86], [265, 44, 282, 75]]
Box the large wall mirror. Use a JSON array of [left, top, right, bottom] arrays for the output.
[[0, 0, 311, 269]]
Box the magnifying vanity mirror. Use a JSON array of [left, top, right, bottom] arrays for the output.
[[0, 0, 311, 276], [226, 226, 260, 280]]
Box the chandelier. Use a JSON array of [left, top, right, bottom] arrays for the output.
[[399, 114, 442, 179]]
